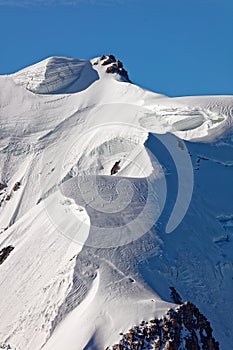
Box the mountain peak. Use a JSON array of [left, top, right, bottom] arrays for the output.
[[0, 52, 232, 350], [10, 54, 130, 95], [92, 54, 131, 82]]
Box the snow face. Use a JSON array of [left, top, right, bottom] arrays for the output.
[[12, 56, 99, 94], [0, 55, 232, 350]]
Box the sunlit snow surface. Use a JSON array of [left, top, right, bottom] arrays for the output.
[[12, 56, 99, 94], [0, 56, 232, 349]]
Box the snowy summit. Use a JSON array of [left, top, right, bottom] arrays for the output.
[[0, 55, 232, 350]]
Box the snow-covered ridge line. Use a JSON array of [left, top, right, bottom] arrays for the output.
[[9, 54, 131, 95]]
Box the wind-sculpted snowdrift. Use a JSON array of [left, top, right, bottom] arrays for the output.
[[0, 55, 232, 350], [12, 56, 99, 94]]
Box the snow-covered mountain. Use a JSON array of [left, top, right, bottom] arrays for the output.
[[0, 55, 232, 350]]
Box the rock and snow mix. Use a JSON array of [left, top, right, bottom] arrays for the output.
[[109, 302, 219, 350], [0, 55, 232, 350]]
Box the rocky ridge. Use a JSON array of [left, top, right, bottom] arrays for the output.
[[109, 302, 220, 350], [93, 54, 131, 82]]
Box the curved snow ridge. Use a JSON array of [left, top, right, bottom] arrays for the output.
[[11, 56, 99, 94], [140, 103, 232, 142], [61, 124, 153, 180], [170, 95, 233, 141]]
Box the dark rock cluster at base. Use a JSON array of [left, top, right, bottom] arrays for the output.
[[108, 302, 219, 350]]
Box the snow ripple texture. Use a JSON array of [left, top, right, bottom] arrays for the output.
[[12, 56, 99, 94]]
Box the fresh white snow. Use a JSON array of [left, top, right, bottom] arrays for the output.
[[0, 55, 232, 349]]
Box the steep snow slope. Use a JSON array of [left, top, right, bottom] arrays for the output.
[[12, 56, 99, 94], [0, 55, 232, 350]]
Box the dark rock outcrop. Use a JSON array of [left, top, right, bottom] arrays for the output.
[[102, 55, 116, 66], [0, 183, 6, 191], [100, 55, 107, 61], [111, 161, 121, 175], [115, 60, 123, 68], [0, 246, 14, 265], [0, 342, 15, 349], [106, 65, 116, 74], [109, 302, 219, 350], [98, 54, 131, 82], [12, 181, 20, 191], [5, 194, 11, 201]]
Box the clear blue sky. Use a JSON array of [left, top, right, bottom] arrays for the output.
[[0, 0, 232, 96]]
